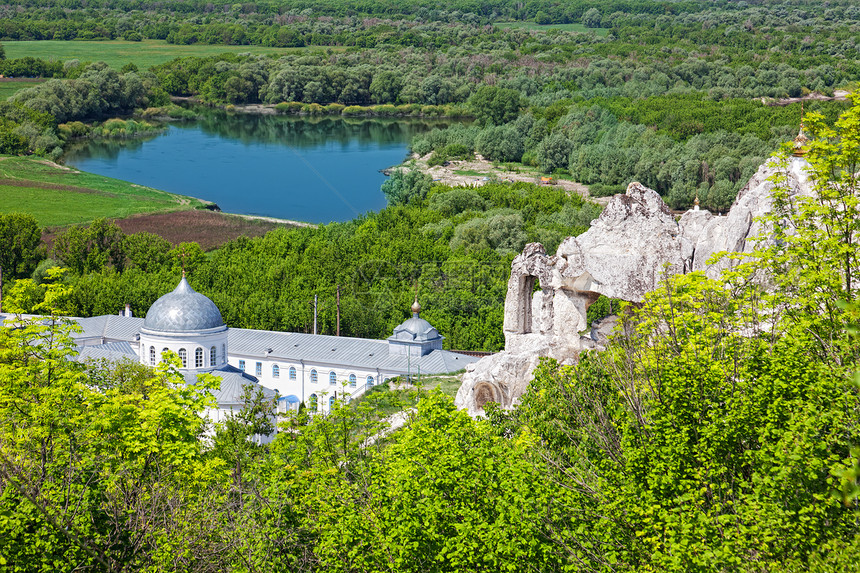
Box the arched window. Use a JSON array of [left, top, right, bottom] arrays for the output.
[[289, 366, 296, 380], [367, 375, 374, 387], [329, 371, 337, 385], [273, 364, 280, 378], [149, 346, 155, 365], [210, 346, 216, 366], [162, 348, 169, 362], [195, 348, 203, 368], [310, 369, 318, 383], [239, 360, 246, 371], [349, 374, 356, 387], [309, 394, 318, 412], [221, 344, 226, 364], [178, 348, 187, 367], [329, 395, 336, 409]]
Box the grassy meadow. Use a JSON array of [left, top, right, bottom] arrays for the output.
[[1, 40, 329, 71], [0, 79, 46, 100], [0, 155, 208, 227]]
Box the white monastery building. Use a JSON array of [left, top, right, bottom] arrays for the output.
[[12, 276, 480, 419]]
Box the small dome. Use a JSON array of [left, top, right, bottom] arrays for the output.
[[792, 126, 809, 157], [143, 277, 224, 332], [392, 316, 440, 342]]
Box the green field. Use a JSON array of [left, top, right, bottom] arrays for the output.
[[0, 155, 208, 227], [0, 80, 46, 100], [2, 40, 327, 70], [495, 21, 610, 36]]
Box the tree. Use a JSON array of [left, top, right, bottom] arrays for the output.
[[582, 8, 602, 28], [536, 131, 573, 173], [53, 218, 126, 275], [0, 212, 43, 282], [309, 390, 567, 572], [381, 167, 432, 206], [467, 85, 522, 127], [475, 124, 524, 161], [123, 231, 172, 273], [0, 316, 227, 571], [369, 70, 402, 104]]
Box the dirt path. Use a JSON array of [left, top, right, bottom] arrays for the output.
[[400, 153, 609, 204], [765, 89, 851, 106]]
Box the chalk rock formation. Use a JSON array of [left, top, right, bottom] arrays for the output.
[[456, 156, 815, 416], [458, 182, 694, 416], [685, 156, 812, 277]]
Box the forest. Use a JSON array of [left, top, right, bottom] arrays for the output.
[[1, 0, 860, 570], [2, 0, 859, 207], [1, 101, 859, 571]]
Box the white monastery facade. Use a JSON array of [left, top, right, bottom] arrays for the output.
[[5, 276, 480, 420]]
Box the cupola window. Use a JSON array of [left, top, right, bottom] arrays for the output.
[[329, 371, 337, 385], [289, 366, 297, 380], [195, 348, 204, 368], [178, 348, 187, 368]]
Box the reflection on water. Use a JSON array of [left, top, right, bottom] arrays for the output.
[[63, 109, 454, 223]]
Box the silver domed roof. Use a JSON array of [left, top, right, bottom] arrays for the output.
[[391, 314, 441, 342], [143, 277, 224, 332]]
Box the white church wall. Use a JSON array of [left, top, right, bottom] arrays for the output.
[[226, 353, 396, 414], [140, 329, 229, 369]]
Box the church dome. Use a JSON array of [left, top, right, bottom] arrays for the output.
[[143, 277, 224, 332], [392, 316, 440, 342], [388, 297, 444, 356]]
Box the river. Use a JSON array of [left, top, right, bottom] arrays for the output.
[[63, 109, 453, 223]]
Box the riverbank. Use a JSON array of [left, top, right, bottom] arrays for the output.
[[0, 154, 314, 251], [173, 96, 472, 120], [0, 155, 211, 227]]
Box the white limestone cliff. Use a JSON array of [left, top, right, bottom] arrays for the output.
[[456, 156, 814, 416]]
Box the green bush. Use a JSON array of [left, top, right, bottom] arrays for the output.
[[427, 152, 446, 167], [428, 188, 487, 216], [372, 104, 397, 116], [441, 143, 472, 159], [302, 103, 324, 115]]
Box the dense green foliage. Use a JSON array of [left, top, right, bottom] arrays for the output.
[[0, 212, 43, 283], [1, 0, 858, 210], [2, 101, 860, 571]]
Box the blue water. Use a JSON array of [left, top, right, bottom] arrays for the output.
[[63, 112, 450, 223]]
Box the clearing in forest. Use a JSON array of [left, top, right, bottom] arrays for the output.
[[1, 40, 335, 71]]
